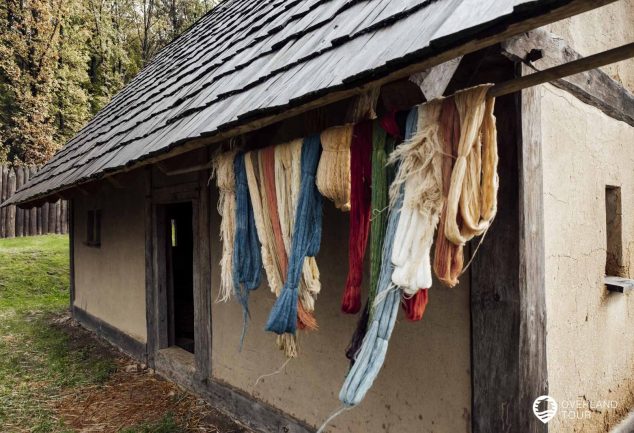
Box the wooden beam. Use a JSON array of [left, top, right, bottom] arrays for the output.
[[162, 161, 213, 177], [193, 168, 212, 381], [69, 199, 75, 307], [502, 28, 634, 126], [144, 167, 157, 367], [517, 63, 548, 433], [471, 61, 547, 433], [490, 42, 634, 97], [105, 176, 125, 189]]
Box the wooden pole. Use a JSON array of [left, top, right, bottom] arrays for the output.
[[29, 167, 37, 235], [6, 168, 16, 238], [42, 202, 49, 234], [489, 42, 634, 97], [60, 200, 68, 234], [37, 204, 43, 235], [15, 167, 24, 237], [55, 200, 62, 234], [0, 165, 5, 238], [23, 167, 30, 236], [48, 200, 56, 233]]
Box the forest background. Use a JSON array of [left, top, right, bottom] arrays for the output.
[[0, 0, 218, 165]]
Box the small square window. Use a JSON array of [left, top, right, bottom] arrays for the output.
[[86, 209, 102, 247]]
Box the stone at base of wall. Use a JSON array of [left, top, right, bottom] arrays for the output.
[[72, 306, 315, 433], [72, 306, 147, 362]]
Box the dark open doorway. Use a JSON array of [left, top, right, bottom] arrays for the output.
[[165, 202, 195, 354]]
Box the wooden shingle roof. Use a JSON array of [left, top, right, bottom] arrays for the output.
[[8, 0, 609, 205]]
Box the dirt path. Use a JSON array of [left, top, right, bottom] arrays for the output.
[[53, 314, 250, 433]]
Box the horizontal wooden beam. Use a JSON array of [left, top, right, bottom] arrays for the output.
[[162, 161, 212, 176], [502, 29, 634, 126], [490, 42, 634, 97]]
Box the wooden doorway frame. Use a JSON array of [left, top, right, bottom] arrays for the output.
[[144, 169, 212, 382]]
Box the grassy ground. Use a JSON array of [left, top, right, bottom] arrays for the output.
[[0, 235, 247, 433]]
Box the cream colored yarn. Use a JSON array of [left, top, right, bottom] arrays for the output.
[[388, 101, 444, 294], [212, 149, 238, 303], [317, 125, 353, 211], [444, 85, 498, 246]]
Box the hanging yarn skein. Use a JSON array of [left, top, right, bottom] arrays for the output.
[[389, 101, 444, 295], [342, 121, 373, 314], [275, 140, 321, 318], [317, 125, 353, 211], [433, 98, 464, 287], [266, 135, 323, 335], [232, 153, 263, 346], [444, 85, 498, 246], [212, 149, 238, 302], [338, 107, 418, 408], [346, 116, 397, 362]]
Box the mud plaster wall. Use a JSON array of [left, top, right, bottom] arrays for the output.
[[73, 175, 147, 343], [210, 186, 472, 433], [541, 85, 634, 432], [546, 0, 634, 93]]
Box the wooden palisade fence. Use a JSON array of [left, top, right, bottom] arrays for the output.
[[0, 164, 68, 238]]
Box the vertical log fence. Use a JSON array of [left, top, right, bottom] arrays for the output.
[[0, 164, 68, 238]]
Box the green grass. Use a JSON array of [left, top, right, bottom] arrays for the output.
[[0, 235, 117, 433], [0, 235, 70, 313]]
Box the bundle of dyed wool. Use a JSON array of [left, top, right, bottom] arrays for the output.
[[212, 149, 238, 303], [337, 107, 419, 408], [433, 98, 464, 287], [317, 125, 353, 211], [435, 85, 498, 287], [232, 153, 262, 346], [275, 141, 321, 318], [346, 116, 397, 361], [266, 135, 323, 337], [389, 101, 443, 295], [342, 121, 373, 314], [445, 85, 498, 245], [244, 139, 321, 358]]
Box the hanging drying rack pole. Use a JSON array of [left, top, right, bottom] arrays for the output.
[[489, 42, 634, 97]]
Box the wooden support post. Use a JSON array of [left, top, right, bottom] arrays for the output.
[[194, 168, 212, 381], [145, 167, 157, 367], [6, 169, 16, 238], [471, 62, 547, 433], [69, 199, 75, 306], [517, 63, 548, 433]]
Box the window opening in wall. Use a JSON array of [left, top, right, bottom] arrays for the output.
[[86, 209, 102, 247], [605, 185, 623, 277], [170, 218, 178, 247]]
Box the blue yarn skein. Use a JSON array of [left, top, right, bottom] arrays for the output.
[[232, 153, 263, 346], [265, 134, 322, 335]]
